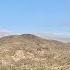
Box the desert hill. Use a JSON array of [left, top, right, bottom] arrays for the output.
[[0, 34, 70, 70]]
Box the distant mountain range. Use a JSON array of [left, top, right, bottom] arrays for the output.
[[0, 29, 70, 43], [33, 33, 70, 43]]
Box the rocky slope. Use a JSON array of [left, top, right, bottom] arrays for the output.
[[0, 34, 70, 70]]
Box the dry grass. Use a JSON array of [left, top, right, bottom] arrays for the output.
[[0, 34, 70, 70]]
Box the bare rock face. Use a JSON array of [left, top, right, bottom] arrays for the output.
[[0, 34, 70, 70]]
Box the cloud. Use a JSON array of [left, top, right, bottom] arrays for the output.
[[0, 29, 15, 37]]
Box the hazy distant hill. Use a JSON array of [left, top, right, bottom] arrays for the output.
[[33, 33, 70, 43], [0, 34, 70, 70]]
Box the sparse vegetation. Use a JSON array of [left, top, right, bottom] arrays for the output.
[[0, 34, 70, 70]]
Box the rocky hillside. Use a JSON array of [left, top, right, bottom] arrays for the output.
[[0, 34, 70, 70]]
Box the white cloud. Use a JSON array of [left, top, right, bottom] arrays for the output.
[[0, 29, 15, 37]]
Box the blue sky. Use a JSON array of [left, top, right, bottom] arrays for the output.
[[0, 0, 70, 34]]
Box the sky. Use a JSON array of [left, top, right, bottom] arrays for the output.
[[0, 0, 70, 35]]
